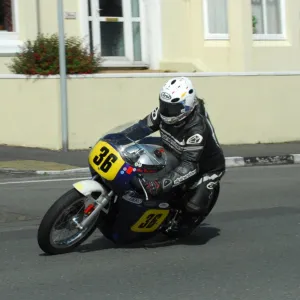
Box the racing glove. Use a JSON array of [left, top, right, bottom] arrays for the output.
[[142, 179, 162, 196], [133, 175, 173, 197]]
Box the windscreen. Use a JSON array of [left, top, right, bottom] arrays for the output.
[[98, 121, 165, 167]]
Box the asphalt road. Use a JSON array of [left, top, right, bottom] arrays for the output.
[[0, 165, 300, 300]]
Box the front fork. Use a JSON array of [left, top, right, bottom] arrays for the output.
[[72, 177, 114, 230]]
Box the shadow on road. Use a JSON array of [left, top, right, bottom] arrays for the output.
[[74, 224, 221, 254]]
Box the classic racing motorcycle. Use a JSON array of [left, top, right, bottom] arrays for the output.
[[37, 123, 220, 255]]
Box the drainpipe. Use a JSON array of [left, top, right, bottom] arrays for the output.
[[36, 0, 41, 33], [57, 0, 69, 152]]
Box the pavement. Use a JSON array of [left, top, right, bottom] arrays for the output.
[[0, 164, 300, 299], [1, 142, 300, 174]]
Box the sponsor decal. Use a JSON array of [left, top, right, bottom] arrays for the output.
[[142, 168, 158, 173], [160, 92, 172, 101], [151, 107, 159, 120], [120, 166, 136, 175], [160, 131, 183, 153], [190, 172, 223, 189], [135, 161, 143, 167], [162, 178, 172, 188], [123, 193, 143, 205], [181, 92, 187, 98], [206, 181, 218, 190], [121, 167, 158, 174], [173, 169, 197, 185], [186, 134, 203, 145], [159, 202, 169, 209]]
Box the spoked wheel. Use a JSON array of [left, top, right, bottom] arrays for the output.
[[37, 189, 99, 255]]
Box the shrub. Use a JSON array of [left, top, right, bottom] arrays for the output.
[[7, 33, 102, 75]]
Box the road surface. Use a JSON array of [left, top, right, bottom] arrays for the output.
[[0, 165, 299, 300]]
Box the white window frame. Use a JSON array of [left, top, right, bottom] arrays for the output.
[[0, 0, 22, 54], [252, 0, 286, 40], [81, 0, 151, 68], [203, 0, 229, 40]]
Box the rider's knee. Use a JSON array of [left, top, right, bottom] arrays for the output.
[[185, 180, 220, 214]]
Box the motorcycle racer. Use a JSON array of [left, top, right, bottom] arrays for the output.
[[119, 77, 226, 236]]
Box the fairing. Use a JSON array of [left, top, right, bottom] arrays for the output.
[[100, 121, 167, 168], [88, 121, 167, 193]]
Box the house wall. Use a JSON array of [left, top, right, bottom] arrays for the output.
[[0, 73, 299, 150], [160, 0, 300, 72], [1, 0, 299, 73]]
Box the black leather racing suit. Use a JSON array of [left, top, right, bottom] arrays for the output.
[[120, 99, 226, 215]]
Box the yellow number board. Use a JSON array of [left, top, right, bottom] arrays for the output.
[[88, 140, 125, 181], [131, 209, 170, 233]]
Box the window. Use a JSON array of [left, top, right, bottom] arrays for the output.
[[251, 0, 286, 39], [0, 0, 21, 54], [203, 0, 229, 39], [0, 0, 13, 32], [86, 0, 148, 67]]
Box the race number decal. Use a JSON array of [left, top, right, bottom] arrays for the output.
[[88, 141, 125, 181], [131, 209, 169, 233]]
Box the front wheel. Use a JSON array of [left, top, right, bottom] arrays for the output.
[[37, 188, 99, 255]]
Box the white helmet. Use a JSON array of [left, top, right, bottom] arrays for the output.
[[159, 77, 197, 125]]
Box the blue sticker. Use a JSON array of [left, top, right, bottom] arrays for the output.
[[184, 105, 190, 112]]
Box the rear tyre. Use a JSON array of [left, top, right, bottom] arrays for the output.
[[37, 189, 99, 255]]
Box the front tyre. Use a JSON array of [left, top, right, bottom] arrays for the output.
[[37, 188, 98, 255]]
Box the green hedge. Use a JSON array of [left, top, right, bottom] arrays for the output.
[[8, 33, 102, 75]]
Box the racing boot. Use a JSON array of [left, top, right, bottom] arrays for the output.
[[168, 212, 203, 238]]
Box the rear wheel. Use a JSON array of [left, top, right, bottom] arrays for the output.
[[37, 189, 99, 255]]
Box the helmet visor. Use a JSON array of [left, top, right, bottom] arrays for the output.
[[159, 99, 185, 117]]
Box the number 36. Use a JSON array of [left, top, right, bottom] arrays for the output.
[[93, 146, 118, 172]]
